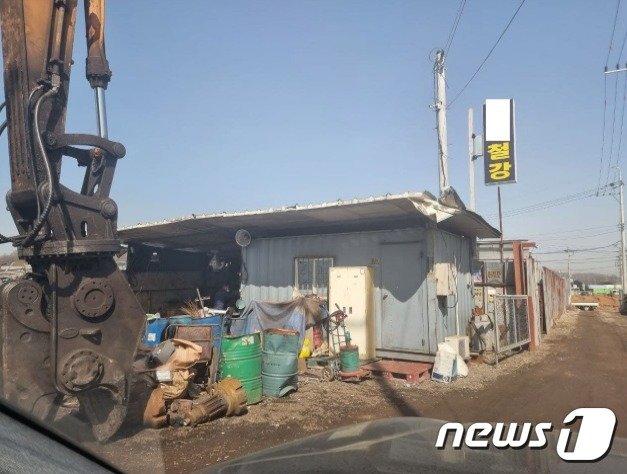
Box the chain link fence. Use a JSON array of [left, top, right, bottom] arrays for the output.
[[494, 295, 530, 362]]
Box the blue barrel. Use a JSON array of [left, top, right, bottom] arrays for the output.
[[262, 329, 299, 397], [168, 315, 193, 325], [143, 318, 169, 347]]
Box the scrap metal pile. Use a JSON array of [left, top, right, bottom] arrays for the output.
[[135, 298, 370, 430], [139, 338, 247, 429]]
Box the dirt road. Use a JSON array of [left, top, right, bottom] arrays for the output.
[[91, 309, 627, 473]]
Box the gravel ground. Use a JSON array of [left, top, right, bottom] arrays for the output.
[[88, 308, 617, 473]]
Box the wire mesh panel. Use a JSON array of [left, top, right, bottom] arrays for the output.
[[494, 295, 530, 355]]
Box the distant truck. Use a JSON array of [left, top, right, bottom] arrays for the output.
[[571, 302, 599, 311]]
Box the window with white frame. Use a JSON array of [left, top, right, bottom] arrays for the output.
[[294, 257, 333, 297]]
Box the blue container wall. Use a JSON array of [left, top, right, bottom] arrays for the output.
[[241, 228, 425, 351], [433, 230, 474, 342], [240, 227, 474, 357]]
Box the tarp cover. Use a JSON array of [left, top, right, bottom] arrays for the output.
[[234, 297, 327, 349]]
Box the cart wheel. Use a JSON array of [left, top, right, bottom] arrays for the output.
[[321, 367, 334, 382]]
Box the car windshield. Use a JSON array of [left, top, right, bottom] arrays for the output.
[[0, 1, 625, 473]]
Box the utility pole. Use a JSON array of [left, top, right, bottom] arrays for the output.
[[617, 168, 626, 299], [498, 187, 504, 264], [565, 249, 573, 304], [434, 50, 449, 195], [468, 108, 476, 211], [607, 166, 627, 298], [468, 108, 483, 211], [603, 67, 627, 298]]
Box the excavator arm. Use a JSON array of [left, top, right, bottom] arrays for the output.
[[0, 0, 145, 442]]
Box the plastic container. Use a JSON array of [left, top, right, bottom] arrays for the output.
[[143, 318, 169, 347]]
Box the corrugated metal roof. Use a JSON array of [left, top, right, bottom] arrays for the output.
[[118, 191, 500, 252]]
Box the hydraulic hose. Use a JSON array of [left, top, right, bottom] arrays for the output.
[[0, 88, 45, 245], [19, 88, 58, 248], [27, 86, 45, 219]]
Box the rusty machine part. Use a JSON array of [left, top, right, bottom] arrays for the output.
[[0, 1, 145, 441], [168, 378, 248, 427], [214, 377, 248, 417]]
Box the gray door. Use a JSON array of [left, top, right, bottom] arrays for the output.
[[380, 242, 428, 353]]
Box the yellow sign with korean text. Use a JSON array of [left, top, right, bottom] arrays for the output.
[[483, 99, 516, 185]]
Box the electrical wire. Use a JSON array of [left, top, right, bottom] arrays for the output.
[[618, 22, 627, 63], [603, 73, 621, 190], [535, 229, 619, 242], [598, 1, 623, 194], [532, 242, 619, 255], [484, 184, 615, 219], [606, 1, 622, 65], [443, 0, 466, 56], [447, 0, 527, 108], [523, 224, 618, 238], [538, 255, 618, 263], [604, 43, 627, 183], [611, 75, 627, 171], [598, 74, 610, 194]]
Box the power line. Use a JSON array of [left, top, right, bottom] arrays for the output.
[[443, 0, 467, 56], [618, 20, 627, 63], [554, 266, 619, 273], [447, 0, 527, 108], [532, 242, 619, 255], [598, 0, 622, 194], [538, 255, 618, 263], [605, 26, 627, 177], [522, 224, 618, 238], [484, 183, 616, 219], [612, 74, 627, 169], [535, 229, 619, 242], [547, 262, 619, 269], [598, 75, 610, 194], [606, 1, 622, 65], [535, 244, 619, 253], [535, 240, 620, 251]]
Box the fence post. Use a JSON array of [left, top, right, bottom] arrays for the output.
[[527, 295, 537, 351]]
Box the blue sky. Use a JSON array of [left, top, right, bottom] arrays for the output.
[[0, 0, 624, 274]]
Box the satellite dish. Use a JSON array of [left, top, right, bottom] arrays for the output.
[[235, 229, 251, 247]]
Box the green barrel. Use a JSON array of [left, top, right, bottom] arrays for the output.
[[340, 345, 360, 372], [220, 333, 263, 404], [262, 329, 299, 397]]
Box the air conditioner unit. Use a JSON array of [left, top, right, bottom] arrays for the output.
[[445, 335, 470, 360]]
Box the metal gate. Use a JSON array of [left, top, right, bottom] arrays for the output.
[[494, 295, 530, 362]]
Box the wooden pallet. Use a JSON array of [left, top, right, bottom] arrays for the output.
[[361, 360, 432, 384]]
